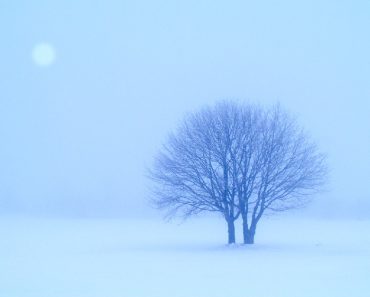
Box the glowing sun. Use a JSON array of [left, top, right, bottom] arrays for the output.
[[32, 43, 56, 67]]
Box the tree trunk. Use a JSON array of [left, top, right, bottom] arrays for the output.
[[227, 219, 236, 244], [243, 221, 255, 244]]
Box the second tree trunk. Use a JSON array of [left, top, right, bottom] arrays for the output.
[[243, 220, 255, 244]]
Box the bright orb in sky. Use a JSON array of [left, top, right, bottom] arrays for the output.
[[32, 43, 56, 67]]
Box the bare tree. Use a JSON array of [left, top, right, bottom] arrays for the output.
[[149, 101, 327, 244]]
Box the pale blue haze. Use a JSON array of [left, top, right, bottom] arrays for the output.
[[0, 0, 369, 217]]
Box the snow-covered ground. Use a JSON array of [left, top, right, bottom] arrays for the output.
[[1, 215, 369, 297]]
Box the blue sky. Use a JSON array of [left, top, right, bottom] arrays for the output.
[[0, 0, 369, 217]]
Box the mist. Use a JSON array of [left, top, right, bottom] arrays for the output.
[[0, 0, 369, 219], [2, 2, 370, 297]]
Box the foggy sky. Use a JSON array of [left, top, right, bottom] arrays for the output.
[[0, 0, 369, 218]]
